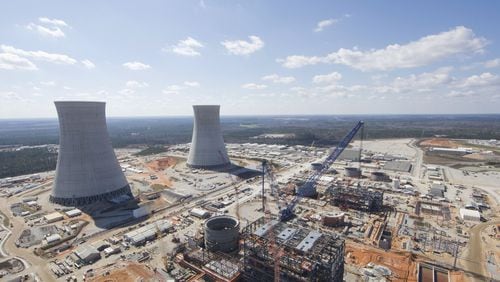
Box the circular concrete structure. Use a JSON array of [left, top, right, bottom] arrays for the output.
[[204, 215, 239, 253], [370, 171, 387, 181], [322, 212, 345, 227], [50, 101, 131, 206], [344, 167, 361, 178], [311, 163, 323, 171], [187, 105, 231, 169]]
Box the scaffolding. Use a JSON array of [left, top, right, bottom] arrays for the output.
[[329, 186, 384, 212], [242, 217, 345, 282]]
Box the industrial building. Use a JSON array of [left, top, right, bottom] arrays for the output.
[[50, 101, 131, 206], [242, 217, 345, 282], [73, 244, 101, 264], [123, 219, 172, 246], [459, 208, 481, 221], [187, 105, 231, 169], [44, 212, 64, 223], [329, 186, 384, 212]]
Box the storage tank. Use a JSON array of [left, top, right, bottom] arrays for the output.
[[50, 101, 131, 206], [344, 167, 361, 178], [204, 215, 239, 253], [370, 171, 387, 181], [187, 105, 231, 169]]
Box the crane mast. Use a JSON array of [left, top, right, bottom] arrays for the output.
[[280, 121, 364, 221]]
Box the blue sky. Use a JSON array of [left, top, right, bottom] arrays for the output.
[[1, 0, 500, 118]]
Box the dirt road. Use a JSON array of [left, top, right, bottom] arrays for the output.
[[460, 220, 500, 281]]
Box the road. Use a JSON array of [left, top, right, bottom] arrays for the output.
[[0, 197, 54, 281], [460, 220, 500, 281], [408, 138, 424, 179]]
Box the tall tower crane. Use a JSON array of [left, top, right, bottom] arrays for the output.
[[280, 121, 364, 221]]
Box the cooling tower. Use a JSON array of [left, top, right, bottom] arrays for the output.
[[50, 101, 131, 206], [187, 105, 230, 169]]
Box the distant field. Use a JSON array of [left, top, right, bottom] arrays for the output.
[[1, 115, 500, 178]]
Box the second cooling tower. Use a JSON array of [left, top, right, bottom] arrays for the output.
[[50, 101, 131, 206], [187, 105, 230, 169]]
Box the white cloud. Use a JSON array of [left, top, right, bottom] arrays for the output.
[[81, 59, 95, 69], [166, 37, 204, 56], [26, 17, 69, 38], [378, 67, 453, 93], [27, 23, 65, 38], [455, 72, 500, 88], [1, 45, 77, 65], [122, 61, 151, 70], [161, 81, 199, 95], [118, 88, 135, 96], [241, 83, 267, 90], [278, 55, 324, 69], [0, 91, 22, 100], [165, 85, 184, 91], [125, 80, 149, 88], [312, 72, 342, 84], [446, 90, 474, 98], [314, 19, 338, 32], [38, 17, 68, 27], [314, 14, 350, 32], [184, 81, 200, 87], [484, 58, 500, 68], [0, 53, 37, 70], [261, 74, 295, 84], [221, 35, 264, 55], [40, 81, 56, 86], [280, 26, 487, 71]]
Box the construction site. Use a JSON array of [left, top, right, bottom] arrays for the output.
[[242, 216, 345, 282], [0, 103, 498, 282]]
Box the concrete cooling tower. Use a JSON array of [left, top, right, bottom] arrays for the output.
[[187, 105, 230, 169], [50, 101, 131, 206]]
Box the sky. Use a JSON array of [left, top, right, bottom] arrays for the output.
[[1, 0, 500, 118]]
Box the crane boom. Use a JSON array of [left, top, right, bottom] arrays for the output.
[[280, 121, 364, 221]]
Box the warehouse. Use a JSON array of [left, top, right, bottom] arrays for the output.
[[123, 219, 172, 246], [190, 208, 210, 219], [44, 212, 64, 223], [74, 245, 101, 264], [65, 208, 82, 218], [459, 208, 481, 222]]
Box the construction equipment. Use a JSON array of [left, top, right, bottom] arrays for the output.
[[261, 160, 284, 282], [280, 121, 364, 221]]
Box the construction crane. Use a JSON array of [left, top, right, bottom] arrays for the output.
[[261, 160, 283, 282], [280, 121, 365, 221]]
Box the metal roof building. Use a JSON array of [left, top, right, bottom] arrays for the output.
[[74, 244, 101, 264], [123, 219, 172, 246], [187, 105, 231, 169], [50, 101, 131, 206]]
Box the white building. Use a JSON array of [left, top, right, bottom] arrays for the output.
[[459, 208, 481, 221], [190, 208, 210, 219], [65, 208, 82, 217], [44, 212, 64, 223], [123, 219, 172, 246]]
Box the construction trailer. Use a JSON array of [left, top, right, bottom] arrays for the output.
[[242, 217, 345, 282], [329, 186, 384, 212]]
